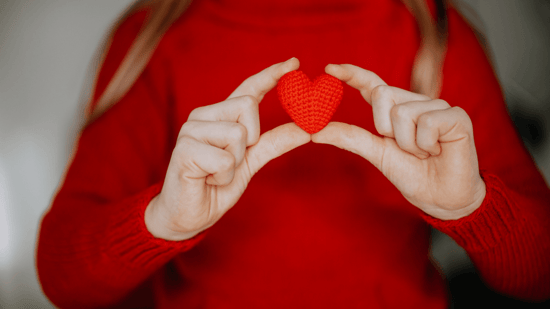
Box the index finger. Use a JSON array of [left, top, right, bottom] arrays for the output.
[[227, 57, 300, 102], [325, 64, 430, 137], [325, 64, 387, 104]]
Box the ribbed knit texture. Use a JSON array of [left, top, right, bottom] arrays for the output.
[[277, 70, 343, 134], [36, 0, 550, 307], [106, 183, 206, 267], [422, 171, 550, 301]]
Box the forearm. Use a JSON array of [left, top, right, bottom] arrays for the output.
[[423, 172, 550, 301], [36, 184, 202, 308]]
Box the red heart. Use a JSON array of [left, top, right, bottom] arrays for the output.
[[277, 70, 344, 134]]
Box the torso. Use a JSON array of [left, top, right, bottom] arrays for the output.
[[150, 0, 447, 307]]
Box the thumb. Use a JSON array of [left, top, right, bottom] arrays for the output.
[[311, 122, 386, 171], [244, 123, 310, 177]]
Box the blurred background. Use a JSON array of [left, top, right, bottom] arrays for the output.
[[0, 0, 548, 308]]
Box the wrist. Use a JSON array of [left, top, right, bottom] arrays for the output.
[[144, 195, 200, 241], [437, 180, 487, 221]]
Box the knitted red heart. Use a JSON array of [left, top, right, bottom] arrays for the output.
[[277, 70, 344, 134]]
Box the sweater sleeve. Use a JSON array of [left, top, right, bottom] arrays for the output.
[[36, 12, 204, 308], [420, 8, 550, 301]]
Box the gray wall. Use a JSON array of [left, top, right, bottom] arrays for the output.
[[0, 0, 548, 307], [0, 1, 134, 307]]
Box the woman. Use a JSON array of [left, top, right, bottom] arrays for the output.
[[37, 0, 550, 308]]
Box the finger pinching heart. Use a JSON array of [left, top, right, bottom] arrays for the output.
[[277, 70, 343, 134]]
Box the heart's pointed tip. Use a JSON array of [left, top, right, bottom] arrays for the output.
[[308, 128, 322, 134], [303, 127, 317, 134]]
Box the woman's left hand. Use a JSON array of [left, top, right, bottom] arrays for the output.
[[312, 64, 486, 220]]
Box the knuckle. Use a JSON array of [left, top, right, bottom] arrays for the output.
[[178, 121, 195, 136], [418, 113, 436, 129], [188, 106, 205, 120], [434, 99, 451, 108], [218, 152, 236, 171], [371, 85, 390, 102], [452, 106, 473, 130], [241, 95, 259, 108], [229, 123, 247, 142], [390, 104, 408, 121], [452, 106, 468, 118]]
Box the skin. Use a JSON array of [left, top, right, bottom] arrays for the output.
[[145, 58, 486, 241], [145, 57, 310, 241], [313, 64, 486, 221], [146, 0, 447, 241]]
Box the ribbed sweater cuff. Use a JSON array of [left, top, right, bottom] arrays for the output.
[[421, 171, 522, 252], [104, 183, 206, 270]]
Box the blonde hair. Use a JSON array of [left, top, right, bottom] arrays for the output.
[[85, 0, 192, 126]]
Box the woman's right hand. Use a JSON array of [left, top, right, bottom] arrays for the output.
[[144, 57, 309, 241]]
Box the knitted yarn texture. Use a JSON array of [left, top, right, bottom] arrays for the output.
[[277, 70, 344, 134]]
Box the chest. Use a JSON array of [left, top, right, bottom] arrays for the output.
[[161, 3, 422, 215]]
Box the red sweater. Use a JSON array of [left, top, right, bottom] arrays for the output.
[[37, 0, 550, 307]]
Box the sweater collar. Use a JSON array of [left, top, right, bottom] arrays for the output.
[[207, 0, 369, 13], [200, 0, 377, 30]]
